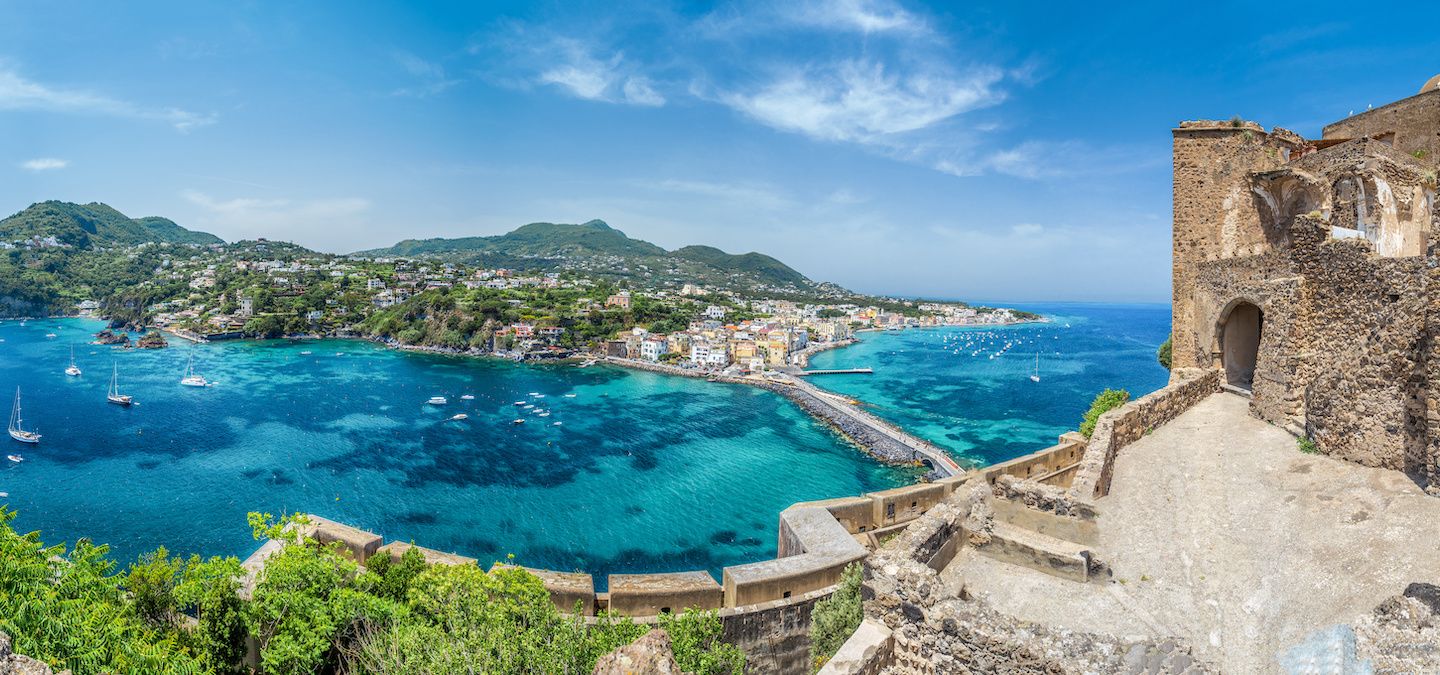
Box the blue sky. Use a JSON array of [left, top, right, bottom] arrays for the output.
[[1, 2, 1436, 302]]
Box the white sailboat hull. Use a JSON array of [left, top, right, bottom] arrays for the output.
[[8, 429, 39, 444]]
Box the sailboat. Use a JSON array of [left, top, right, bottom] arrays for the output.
[[107, 364, 134, 406], [9, 388, 40, 444], [180, 353, 209, 387], [65, 346, 82, 377], [1029, 353, 1041, 383]]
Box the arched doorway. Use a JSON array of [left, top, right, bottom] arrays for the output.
[[1219, 302, 1263, 389]]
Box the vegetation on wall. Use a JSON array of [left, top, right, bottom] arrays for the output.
[[1079, 388, 1131, 438], [1157, 336, 1172, 370], [808, 562, 863, 670]]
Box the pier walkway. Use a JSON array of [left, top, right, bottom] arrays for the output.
[[787, 377, 962, 478], [800, 368, 873, 375]]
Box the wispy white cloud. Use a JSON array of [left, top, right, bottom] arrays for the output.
[[19, 158, 68, 171], [783, 0, 929, 35], [533, 39, 666, 107], [0, 64, 216, 132], [713, 60, 1004, 143]]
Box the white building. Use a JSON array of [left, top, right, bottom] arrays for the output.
[[640, 338, 668, 361]]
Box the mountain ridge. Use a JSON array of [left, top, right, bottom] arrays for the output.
[[0, 200, 223, 247], [356, 219, 816, 290]]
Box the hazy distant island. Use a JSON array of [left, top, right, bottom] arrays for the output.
[[0, 200, 1040, 369]]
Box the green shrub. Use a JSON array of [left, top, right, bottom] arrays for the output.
[[1080, 388, 1131, 438], [0, 507, 204, 675], [1157, 336, 1172, 370], [659, 609, 745, 675], [1297, 437, 1319, 454], [809, 563, 863, 670]]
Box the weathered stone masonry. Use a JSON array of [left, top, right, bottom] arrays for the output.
[[1171, 78, 1440, 491]]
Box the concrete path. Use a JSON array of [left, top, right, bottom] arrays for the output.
[[945, 392, 1440, 673]]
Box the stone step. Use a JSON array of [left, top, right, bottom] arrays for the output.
[[1220, 383, 1253, 398], [977, 520, 1095, 583]]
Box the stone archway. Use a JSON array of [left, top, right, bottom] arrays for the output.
[[1218, 301, 1263, 389]]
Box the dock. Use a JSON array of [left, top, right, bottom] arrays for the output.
[[800, 368, 873, 375]]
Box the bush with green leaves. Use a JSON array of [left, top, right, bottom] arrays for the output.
[[808, 563, 862, 670], [1080, 388, 1131, 438], [0, 507, 204, 674], [1157, 336, 1172, 370]]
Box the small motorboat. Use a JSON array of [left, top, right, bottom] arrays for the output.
[[460, 394, 475, 400], [552, 421, 563, 426], [513, 401, 527, 406], [427, 396, 448, 405], [300, 351, 313, 356], [449, 414, 468, 421], [512, 418, 525, 425], [538, 412, 550, 418], [44, 333, 56, 339], [6, 455, 21, 463], [563, 393, 577, 398]]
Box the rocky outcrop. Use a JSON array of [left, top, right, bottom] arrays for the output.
[[593, 629, 688, 675], [0, 633, 67, 675]]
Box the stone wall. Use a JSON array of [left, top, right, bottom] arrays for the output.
[[977, 433, 1087, 486], [1322, 87, 1440, 161], [1171, 82, 1440, 489], [1068, 368, 1222, 500]]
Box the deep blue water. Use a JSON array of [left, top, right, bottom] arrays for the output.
[[806, 303, 1172, 466], [0, 303, 1169, 580], [0, 319, 907, 582]]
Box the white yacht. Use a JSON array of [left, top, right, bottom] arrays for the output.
[[180, 353, 209, 387], [107, 364, 134, 406], [8, 388, 40, 444], [460, 394, 475, 400], [1030, 352, 1041, 383], [65, 346, 82, 377], [449, 413, 468, 421], [427, 396, 448, 405]]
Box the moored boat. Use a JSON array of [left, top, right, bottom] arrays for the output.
[[180, 353, 209, 387], [65, 346, 82, 377], [427, 396, 448, 405], [8, 388, 40, 444], [107, 364, 134, 406]]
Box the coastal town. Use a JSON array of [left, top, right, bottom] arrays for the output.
[[58, 238, 1038, 371]]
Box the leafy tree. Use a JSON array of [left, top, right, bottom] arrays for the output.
[[175, 554, 248, 674], [1157, 336, 1172, 370], [808, 563, 862, 670], [1080, 388, 1131, 438], [124, 547, 181, 627]]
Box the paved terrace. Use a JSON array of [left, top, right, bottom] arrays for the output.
[[944, 393, 1440, 673]]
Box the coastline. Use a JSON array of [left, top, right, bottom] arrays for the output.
[[53, 315, 1007, 478]]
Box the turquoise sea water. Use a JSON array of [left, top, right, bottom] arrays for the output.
[[0, 304, 1169, 580], [0, 318, 907, 581], [806, 303, 1172, 466]]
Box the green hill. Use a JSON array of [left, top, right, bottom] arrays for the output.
[[0, 201, 222, 247], [357, 219, 816, 291], [670, 245, 809, 287]]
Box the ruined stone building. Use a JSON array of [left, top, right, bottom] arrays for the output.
[[1171, 75, 1440, 491]]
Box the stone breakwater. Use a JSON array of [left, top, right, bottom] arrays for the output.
[[602, 357, 960, 478]]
